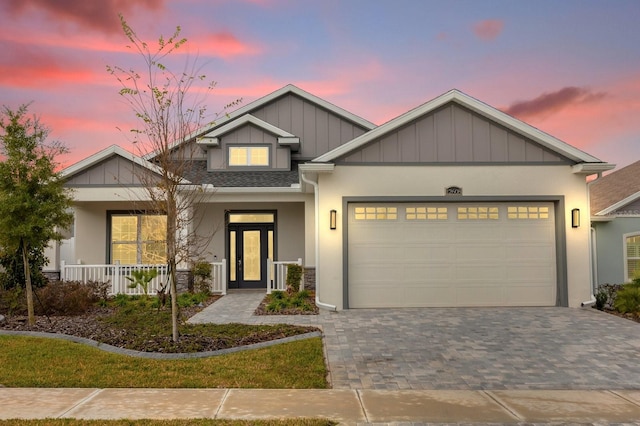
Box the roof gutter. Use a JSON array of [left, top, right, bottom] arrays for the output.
[[584, 166, 614, 306], [300, 163, 337, 311]]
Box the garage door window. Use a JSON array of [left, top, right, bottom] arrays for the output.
[[406, 207, 447, 220], [457, 206, 499, 220], [507, 206, 549, 219], [354, 206, 397, 220]]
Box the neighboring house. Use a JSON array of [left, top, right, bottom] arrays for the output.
[[46, 85, 614, 309], [590, 160, 640, 286]]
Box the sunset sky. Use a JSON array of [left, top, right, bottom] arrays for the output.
[[1, 0, 639, 171]]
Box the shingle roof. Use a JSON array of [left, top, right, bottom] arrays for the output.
[[591, 160, 640, 215], [181, 160, 300, 188]]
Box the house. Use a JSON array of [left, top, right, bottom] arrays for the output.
[[46, 85, 614, 309], [590, 160, 640, 286]]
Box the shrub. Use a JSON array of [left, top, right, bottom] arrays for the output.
[[126, 268, 158, 297], [0, 286, 25, 316], [266, 289, 314, 312], [614, 281, 640, 314], [595, 289, 608, 310], [286, 263, 303, 293], [35, 280, 106, 315], [0, 245, 48, 290], [192, 260, 212, 295], [595, 283, 625, 310], [177, 291, 209, 308]]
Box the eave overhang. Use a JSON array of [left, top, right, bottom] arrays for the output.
[[572, 163, 616, 175]]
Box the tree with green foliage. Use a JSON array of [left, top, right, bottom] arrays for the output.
[[0, 104, 74, 325], [107, 15, 239, 341]]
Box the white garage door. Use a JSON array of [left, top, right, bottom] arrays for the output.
[[348, 202, 557, 308]]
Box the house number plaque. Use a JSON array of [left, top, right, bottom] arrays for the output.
[[446, 186, 462, 195]]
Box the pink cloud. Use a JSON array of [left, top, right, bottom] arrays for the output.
[[0, 42, 98, 88], [473, 19, 504, 41], [499, 78, 640, 164], [2, 0, 165, 34], [191, 32, 262, 59], [504, 87, 607, 120]]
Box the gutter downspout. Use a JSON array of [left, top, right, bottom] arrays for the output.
[[582, 171, 604, 307], [301, 171, 337, 311]]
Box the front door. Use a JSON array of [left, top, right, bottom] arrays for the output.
[[227, 212, 275, 289]]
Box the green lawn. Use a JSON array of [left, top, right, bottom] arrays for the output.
[[0, 335, 327, 388]]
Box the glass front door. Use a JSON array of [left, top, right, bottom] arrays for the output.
[[227, 213, 275, 289]]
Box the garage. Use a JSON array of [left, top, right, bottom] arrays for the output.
[[347, 202, 557, 308]]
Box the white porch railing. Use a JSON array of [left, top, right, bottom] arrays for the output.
[[60, 257, 298, 296], [267, 258, 303, 294], [60, 261, 168, 296]]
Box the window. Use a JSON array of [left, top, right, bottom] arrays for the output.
[[228, 146, 269, 166], [507, 206, 549, 219], [626, 234, 640, 281], [110, 213, 167, 264], [354, 206, 397, 220], [406, 207, 448, 220], [457, 206, 499, 220]]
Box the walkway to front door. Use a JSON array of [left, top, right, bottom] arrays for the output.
[[189, 294, 640, 391]]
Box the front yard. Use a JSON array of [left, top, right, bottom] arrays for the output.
[[0, 282, 327, 388]]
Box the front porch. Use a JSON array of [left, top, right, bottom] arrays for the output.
[[58, 258, 303, 296]]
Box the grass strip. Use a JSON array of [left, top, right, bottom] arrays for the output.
[[0, 335, 327, 388]]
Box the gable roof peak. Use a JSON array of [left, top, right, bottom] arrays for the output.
[[313, 88, 609, 165], [184, 83, 375, 142]]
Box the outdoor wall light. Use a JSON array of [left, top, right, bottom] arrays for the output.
[[571, 208, 580, 228], [330, 209, 337, 230]]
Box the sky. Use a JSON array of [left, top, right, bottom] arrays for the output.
[[1, 0, 639, 171]]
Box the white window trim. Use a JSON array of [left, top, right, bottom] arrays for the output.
[[110, 213, 167, 265], [623, 231, 640, 282], [228, 146, 270, 167]]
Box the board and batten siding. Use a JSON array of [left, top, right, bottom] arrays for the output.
[[337, 104, 569, 164], [65, 156, 149, 186], [251, 93, 369, 159], [206, 124, 290, 170]]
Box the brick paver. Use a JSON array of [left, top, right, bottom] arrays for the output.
[[188, 292, 640, 390]]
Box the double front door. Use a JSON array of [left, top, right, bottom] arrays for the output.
[[227, 213, 275, 289]]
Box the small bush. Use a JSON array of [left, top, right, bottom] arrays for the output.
[[595, 290, 608, 310], [177, 291, 209, 308], [126, 269, 158, 297], [266, 289, 314, 312], [35, 281, 106, 315], [192, 260, 212, 295], [0, 286, 25, 316], [286, 264, 303, 293], [614, 281, 640, 314], [0, 245, 48, 291], [594, 283, 625, 310]]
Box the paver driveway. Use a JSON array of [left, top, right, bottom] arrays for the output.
[[189, 292, 640, 390]]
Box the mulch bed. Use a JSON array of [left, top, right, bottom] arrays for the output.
[[254, 292, 319, 316], [0, 295, 317, 353], [596, 307, 640, 323]]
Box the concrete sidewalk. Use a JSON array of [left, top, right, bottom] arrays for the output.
[[3, 388, 640, 424]]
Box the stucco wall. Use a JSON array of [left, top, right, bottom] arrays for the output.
[[193, 201, 307, 265], [593, 218, 640, 285], [315, 164, 592, 309]]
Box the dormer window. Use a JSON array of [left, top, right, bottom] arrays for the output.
[[228, 146, 270, 167]]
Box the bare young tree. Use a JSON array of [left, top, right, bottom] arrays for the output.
[[107, 14, 239, 341]]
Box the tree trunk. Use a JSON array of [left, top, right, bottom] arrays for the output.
[[22, 240, 35, 326], [167, 193, 179, 342], [169, 258, 179, 342]]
